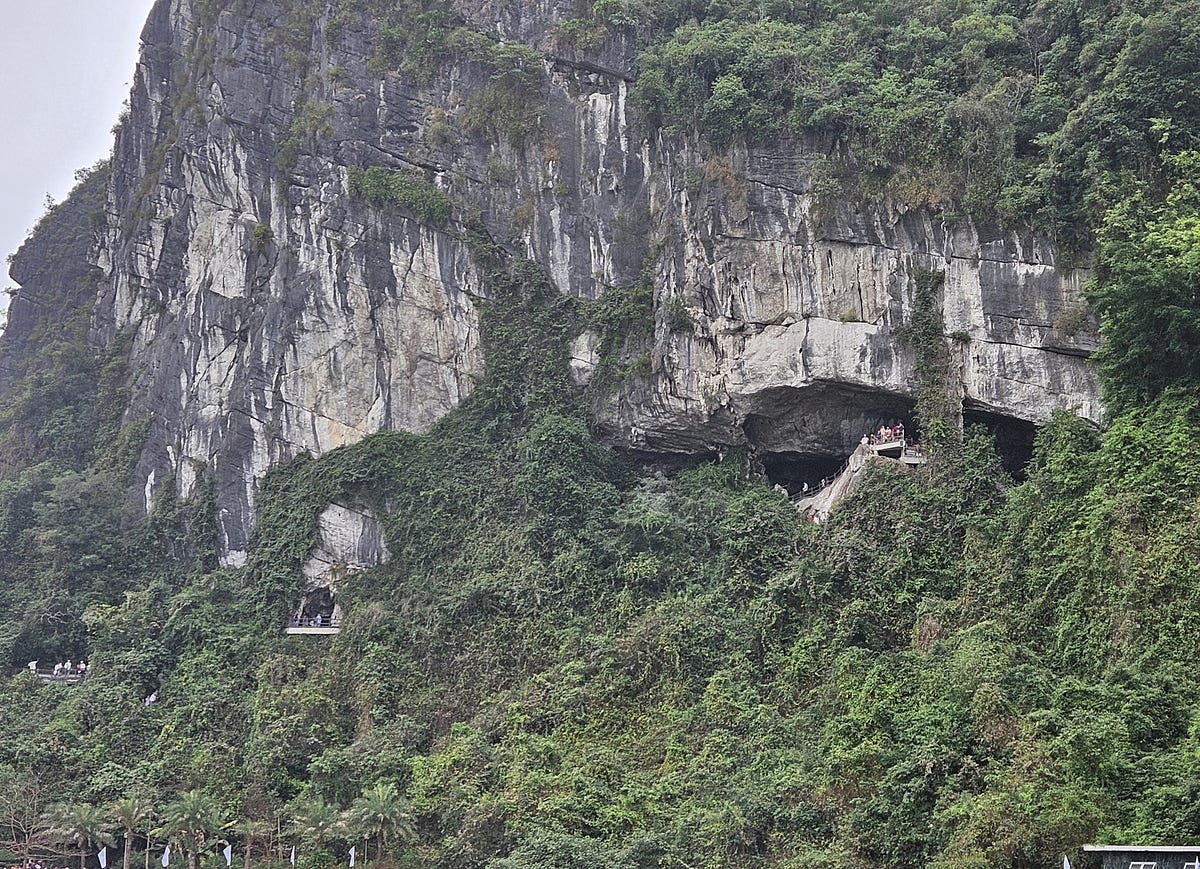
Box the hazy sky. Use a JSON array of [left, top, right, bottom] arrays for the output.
[[1, 0, 157, 287]]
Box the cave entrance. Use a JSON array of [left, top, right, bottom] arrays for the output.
[[285, 586, 340, 634], [760, 452, 852, 497], [963, 407, 1037, 478], [753, 395, 1038, 491]]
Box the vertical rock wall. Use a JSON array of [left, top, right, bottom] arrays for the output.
[[10, 0, 1101, 560]]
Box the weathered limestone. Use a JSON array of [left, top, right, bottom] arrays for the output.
[[302, 502, 391, 586], [14, 0, 1100, 559], [594, 147, 1101, 458]]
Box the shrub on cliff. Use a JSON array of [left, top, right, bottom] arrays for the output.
[[347, 167, 453, 226]]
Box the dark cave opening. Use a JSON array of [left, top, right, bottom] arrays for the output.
[[759, 452, 852, 497], [963, 407, 1038, 479], [620, 399, 1037, 496], [757, 408, 1037, 495], [297, 587, 336, 622]]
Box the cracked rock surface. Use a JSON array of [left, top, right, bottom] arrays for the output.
[[3, 0, 1101, 559]]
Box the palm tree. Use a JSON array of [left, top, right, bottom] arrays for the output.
[[343, 783, 415, 861], [233, 818, 273, 869], [109, 798, 153, 869], [288, 796, 342, 850], [160, 790, 226, 869], [43, 803, 114, 869]]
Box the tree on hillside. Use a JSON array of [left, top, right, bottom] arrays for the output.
[[1089, 144, 1200, 411], [109, 798, 153, 869], [233, 818, 274, 869], [288, 795, 343, 850], [160, 791, 226, 869], [343, 783, 415, 860], [43, 803, 113, 869], [0, 765, 48, 863]]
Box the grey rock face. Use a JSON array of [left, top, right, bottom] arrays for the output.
[[600, 156, 1101, 457], [58, 0, 1098, 557], [302, 502, 391, 586], [95, 0, 486, 562]]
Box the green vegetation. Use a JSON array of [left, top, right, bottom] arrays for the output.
[[899, 268, 961, 450], [252, 224, 274, 250], [7, 177, 1200, 865], [277, 101, 334, 175], [347, 167, 454, 226], [581, 249, 662, 386], [1087, 144, 1200, 412], [633, 0, 1200, 246], [4, 1, 1200, 867], [365, 0, 545, 144]]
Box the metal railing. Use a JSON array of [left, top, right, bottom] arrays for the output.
[[789, 452, 856, 502], [29, 669, 86, 683], [287, 614, 341, 629], [788, 441, 925, 503]]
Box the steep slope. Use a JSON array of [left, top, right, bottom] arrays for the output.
[[5, 1, 1200, 867], [22, 0, 1101, 562]]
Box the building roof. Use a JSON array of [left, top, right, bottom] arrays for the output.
[[1083, 845, 1200, 853]]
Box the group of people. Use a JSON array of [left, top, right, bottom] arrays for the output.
[[864, 422, 906, 445], [27, 659, 88, 679], [801, 421, 920, 496]]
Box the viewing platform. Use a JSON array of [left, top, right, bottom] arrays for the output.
[[870, 438, 927, 465], [28, 669, 85, 684], [285, 615, 341, 635], [791, 427, 927, 523]]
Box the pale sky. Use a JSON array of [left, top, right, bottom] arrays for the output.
[[1, 0, 157, 288]]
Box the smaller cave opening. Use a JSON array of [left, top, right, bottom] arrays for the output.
[[291, 586, 337, 629], [759, 452, 850, 497], [963, 408, 1038, 479]]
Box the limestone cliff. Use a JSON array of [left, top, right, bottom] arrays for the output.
[[2, 0, 1102, 561]]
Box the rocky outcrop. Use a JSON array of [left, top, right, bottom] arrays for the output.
[[1, 0, 1101, 559], [92, 0, 490, 562], [596, 148, 1101, 457], [301, 502, 391, 587]]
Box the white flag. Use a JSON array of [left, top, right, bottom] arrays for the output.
[[290, 846, 296, 867], [223, 845, 232, 867], [348, 847, 355, 868], [98, 847, 108, 869], [162, 847, 170, 868]]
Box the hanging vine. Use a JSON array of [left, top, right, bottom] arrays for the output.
[[901, 266, 963, 454]]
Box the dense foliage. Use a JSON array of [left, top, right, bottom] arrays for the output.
[[4, 214, 1200, 868], [633, 0, 1200, 245], [2, 0, 1200, 867], [347, 168, 454, 226], [1087, 145, 1200, 412]]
